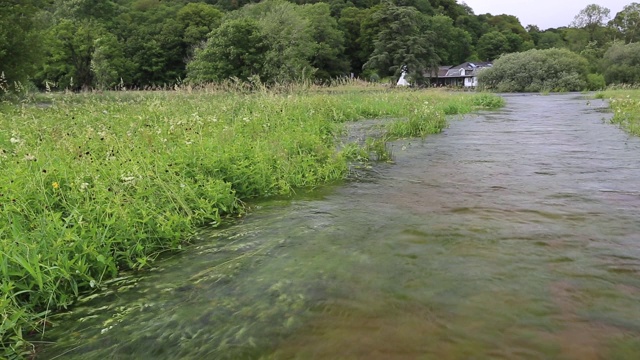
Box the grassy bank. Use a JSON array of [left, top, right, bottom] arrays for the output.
[[596, 89, 640, 136], [0, 87, 503, 357]]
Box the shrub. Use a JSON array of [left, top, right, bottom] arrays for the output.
[[587, 73, 606, 90], [478, 48, 589, 92], [602, 42, 640, 85]]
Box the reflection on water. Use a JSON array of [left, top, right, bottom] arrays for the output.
[[37, 94, 640, 359]]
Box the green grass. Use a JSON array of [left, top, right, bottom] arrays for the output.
[[0, 86, 503, 357], [596, 89, 640, 136]]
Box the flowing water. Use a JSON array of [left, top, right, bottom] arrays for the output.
[[37, 94, 640, 359]]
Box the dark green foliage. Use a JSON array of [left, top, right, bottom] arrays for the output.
[[38, 19, 104, 90], [187, 18, 267, 83], [0, 0, 624, 91], [477, 31, 514, 61], [300, 3, 350, 81], [177, 2, 224, 49], [429, 15, 472, 65], [478, 48, 589, 92], [0, 0, 45, 90], [338, 6, 369, 76], [571, 3, 610, 42], [602, 42, 640, 85], [586, 73, 606, 90], [188, 0, 350, 83], [537, 31, 565, 49], [364, 2, 439, 82], [612, 3, 640, 44]]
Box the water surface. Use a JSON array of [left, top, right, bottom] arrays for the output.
[[38, 94, 640, 359]]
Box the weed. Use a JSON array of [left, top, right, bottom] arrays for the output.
[[597, 89, 640, 136], [0, 86, 503, 357]]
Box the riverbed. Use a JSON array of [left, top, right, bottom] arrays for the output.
[[37, 93, 640, 359]]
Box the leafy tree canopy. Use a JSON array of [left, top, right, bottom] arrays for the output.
[[363, 2, 439, 82], [602, 42, 640, 85], [0, 0, 45, 88], [612, 2, 640, 44], [478, 48, 589, 92]]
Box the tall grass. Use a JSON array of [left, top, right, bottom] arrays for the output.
[[596, 89, 640, 136], [0, 86, 503, 357]]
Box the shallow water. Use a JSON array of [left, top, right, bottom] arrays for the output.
[[37, 94, 640, 359]]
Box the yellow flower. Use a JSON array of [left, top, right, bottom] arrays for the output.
[[52, 182, 59, 189]]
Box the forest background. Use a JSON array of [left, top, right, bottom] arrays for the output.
[[2, 0, 640, 93]]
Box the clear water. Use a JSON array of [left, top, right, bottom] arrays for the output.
[[37, 94, 640, 359]]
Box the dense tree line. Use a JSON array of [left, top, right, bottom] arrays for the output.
[[1, 0, 640, 92]]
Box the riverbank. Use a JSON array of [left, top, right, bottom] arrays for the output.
[[0, 87, 503, 357], [597, 89, 640, 136]]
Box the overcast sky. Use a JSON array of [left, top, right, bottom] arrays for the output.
[[460, 0, 631, 30]]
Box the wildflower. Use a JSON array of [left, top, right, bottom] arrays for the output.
[[80, 182, 89, 191], [10, 137, 20, 144], [52, 182, 59, 189]]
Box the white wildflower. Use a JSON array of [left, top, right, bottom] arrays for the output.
[[121, 176, 136, 183]]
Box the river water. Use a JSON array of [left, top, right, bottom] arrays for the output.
[[37, 94, 640, 359]]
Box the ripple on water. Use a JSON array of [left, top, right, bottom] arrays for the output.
[[37, 94, 640, 359]]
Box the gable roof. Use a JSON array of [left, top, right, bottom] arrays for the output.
[[428, 62, 493, 79]]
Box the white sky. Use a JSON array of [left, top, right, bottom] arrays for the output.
[[460, 0, 631, 30]]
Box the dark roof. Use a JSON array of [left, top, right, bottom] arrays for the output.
[[427, 62, 493, 78]]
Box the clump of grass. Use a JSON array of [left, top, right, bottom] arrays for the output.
[[472, 93, 506, 109], [0, 86, 503, 357], [596, 89, 640, 136]]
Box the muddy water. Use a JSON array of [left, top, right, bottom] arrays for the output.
[[38, 94, 640, 359]]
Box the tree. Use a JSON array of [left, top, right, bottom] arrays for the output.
[[488, 14, 529, 40], [571, 4, 611, 42], [0, 0, 45, 89], [53, 0, 118, 20], [364, 2, 439, 83], [477, 31, 512, 61], [611, 3, 640, 44], [38, 19, 105, 89], [177, 3, 223, 49], [239, 0, 316, 82], [338, 6, 369, 76], [300, 3, 350, 81], [602, 42, 640, 84], [478, 48, 589, 92], [429, 15, 472, 65], [91, 33, 128, 89], [112, 2, 191, 86], [537, 31, 565, 49], [455, 13, 490, 42], [186, 18, 267, 83]]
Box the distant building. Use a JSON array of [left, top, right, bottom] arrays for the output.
[[427, 62, 493, 88]]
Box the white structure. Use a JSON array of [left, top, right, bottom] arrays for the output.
[[397, 70, 410, 86]]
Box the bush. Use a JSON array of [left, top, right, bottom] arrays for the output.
[[478, 48, 589, 92], [602, 42, 640, 85], [587, 73, 606, 90]]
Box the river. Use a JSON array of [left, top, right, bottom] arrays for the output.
[[37, 94, 640, 359]]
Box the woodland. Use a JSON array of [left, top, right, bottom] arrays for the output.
[[2, 0, 640, 92]]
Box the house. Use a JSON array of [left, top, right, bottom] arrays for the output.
[[427, 62, 493, 88]]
